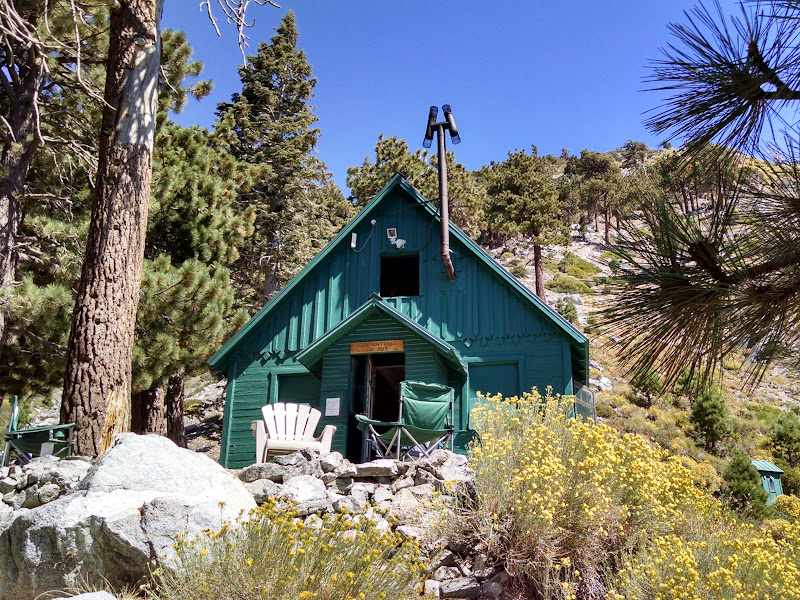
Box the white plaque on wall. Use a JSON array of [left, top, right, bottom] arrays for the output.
[[325, 397, 340, 417]]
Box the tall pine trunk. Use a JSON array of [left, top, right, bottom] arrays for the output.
[[166, 372, 187, 448], [61, 0, 164, 457], [130, 381, 165, 434], [604, 204, 611, 244], [533, 244, 545, 299]]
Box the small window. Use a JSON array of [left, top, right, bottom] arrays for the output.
[[769, 477, 776, 493], [380, 254, 419, 297]]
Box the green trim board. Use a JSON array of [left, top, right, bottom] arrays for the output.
[[296, 295, 468, 378], [208, 173, 588, 385]]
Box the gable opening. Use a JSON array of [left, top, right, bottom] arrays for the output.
[[380, 254, 419, 297]]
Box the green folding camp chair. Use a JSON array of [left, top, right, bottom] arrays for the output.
[[1, 396, 75, 467], [355, 380, 454, 461]]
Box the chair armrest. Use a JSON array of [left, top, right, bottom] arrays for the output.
[[316, 424, 337, 454], [251, 420, 268, 463]]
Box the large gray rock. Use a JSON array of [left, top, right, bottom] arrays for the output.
[[440, 576, 481, 598], [279, 475, 330, 516], [237, 462, 287, 483], [0, 433, 256, 600], [434, 452, 473, 484], [244, 479, 280, 503], [354, 459, 398, 478]]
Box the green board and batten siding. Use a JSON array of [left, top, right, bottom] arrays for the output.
[[210, 174, 589, 468]]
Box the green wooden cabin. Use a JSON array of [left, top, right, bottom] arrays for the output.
[[752, 459, 784, 506], [209, 174, 591, 468]]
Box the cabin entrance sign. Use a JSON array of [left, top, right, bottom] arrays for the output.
[[209, 174, 591, 468], [351, 340, 404, 354]]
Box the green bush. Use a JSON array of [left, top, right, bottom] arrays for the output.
[[541, 257, 560, 273], [630, 369, 663, 408], [544, 273, 591, 295], [690, 383, 729, 453], [558, 252, 599, 278], [585, 313, 598, 334], [596, 402, 615, 419], [600, 249, 621, 260], [774, 457, 800, 497], [770, 411, 800, 467], [509, 260, 527, 278], [722, 449, 768, 518], [150, 501, 424, 600], [555, 298, 578, 324]]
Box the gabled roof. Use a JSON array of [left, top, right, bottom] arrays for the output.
[[752, 459, 784, 474], [208, 173, 589, 379], [296, 295, 468, 378]]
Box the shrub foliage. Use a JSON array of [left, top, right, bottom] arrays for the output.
[[149, 501, 424, 600], [452, 389, 800, 600]]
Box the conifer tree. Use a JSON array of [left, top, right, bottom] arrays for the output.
[[217, 11, 353, 309], [129, 123, 254, 442], [346, 135, 488, 240], [606, 1, 800, 385], [770, 412, 800, 467], [690, 382, 729, 453], [482, 149, 570, 298], [723, 449, 768, 518]]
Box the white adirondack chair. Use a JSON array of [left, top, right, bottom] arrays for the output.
[[250, 402, 336, 463]]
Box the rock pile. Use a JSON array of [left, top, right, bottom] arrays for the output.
[[0, 434, 256, 600], [0, 456, 92, 523], [0, 438, 507, 600], [236, 449, 472, 522], [236, 450, 508, 598]]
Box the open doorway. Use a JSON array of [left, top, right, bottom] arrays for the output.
[[346, 352, 405, 462]]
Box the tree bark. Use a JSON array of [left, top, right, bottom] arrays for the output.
[[533, 244, 545, 299], [593, 202, 599, 231], [130, 381, 165, 434], [604, 204, 611, 244], [61, 0, 164, 457], [166, 371, 187, 448]]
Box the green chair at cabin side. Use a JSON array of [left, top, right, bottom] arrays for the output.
[[2, 396, 76, 467]]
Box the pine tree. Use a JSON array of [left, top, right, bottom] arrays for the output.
[[770, 412, 800, 467], [346, 135, 488, 240], [129, 123, 255, 441], [482, 149, 570, 298], [690, 382, 729, 453], [0, 1, 107, 380], [605, 2, 800, 384], [217, 11, 353, 309], [723, 449, 768, 518]]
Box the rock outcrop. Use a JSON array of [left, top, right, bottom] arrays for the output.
[[0, 434, 255, 600], [0, 440, 503, 600]]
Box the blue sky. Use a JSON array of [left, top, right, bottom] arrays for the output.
[[164, 1, 738, 193]]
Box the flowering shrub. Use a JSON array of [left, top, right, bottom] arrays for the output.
[[461, 389, 715, 599], [608, 522, 800, 599], [148, 500, 424, 600], [774, 493, 800, 520]]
